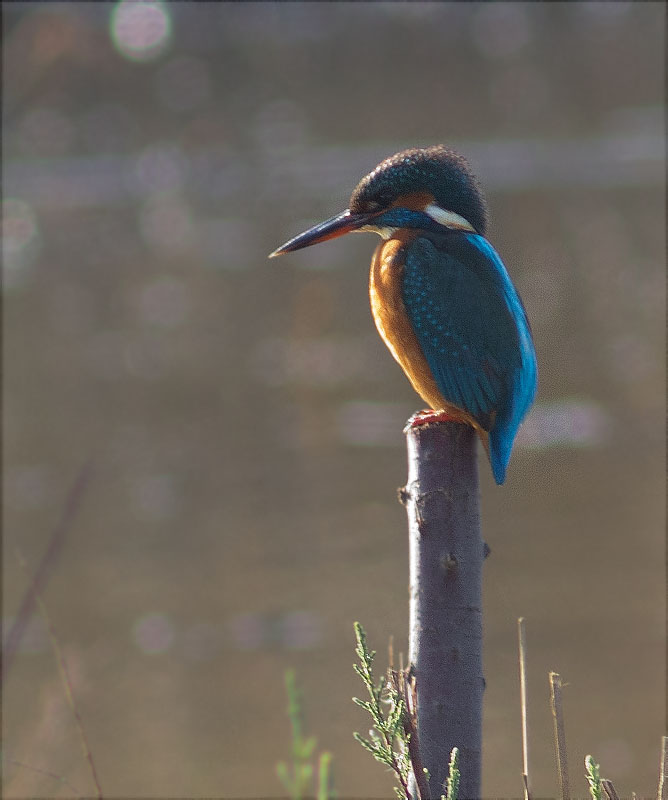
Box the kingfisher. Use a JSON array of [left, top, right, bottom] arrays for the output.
[[269, 145, 537, 484]]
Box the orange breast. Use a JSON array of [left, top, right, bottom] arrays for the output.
[[368, 234, 481, 430]]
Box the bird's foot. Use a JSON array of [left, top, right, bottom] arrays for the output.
[[403, 409, 462, 433]]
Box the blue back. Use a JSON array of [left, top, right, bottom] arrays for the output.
[[402, 232, 537, 484]]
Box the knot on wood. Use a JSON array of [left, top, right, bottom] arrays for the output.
[[410, 487, 453, 529], [440, 551, 458, 575], [397, 485, 410, 506], [483, 541, 491, 559]]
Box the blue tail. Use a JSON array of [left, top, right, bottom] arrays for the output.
[[488, 420, 516, 485], [488, 391, 535, 484]]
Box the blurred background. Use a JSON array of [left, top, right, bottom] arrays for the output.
[[3, 2, 665, 797]]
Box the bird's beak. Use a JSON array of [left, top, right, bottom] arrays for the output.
[[268, 209, 375, 258]]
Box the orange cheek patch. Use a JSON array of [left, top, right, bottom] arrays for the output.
[[389, 191, 435, 212]]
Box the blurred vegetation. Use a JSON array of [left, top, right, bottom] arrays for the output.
[[276, 669, 333, 800]]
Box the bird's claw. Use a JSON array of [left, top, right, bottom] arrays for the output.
[[403, 409, 461, 433]]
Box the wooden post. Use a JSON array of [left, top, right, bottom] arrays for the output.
[[402, 421, 484, 799]]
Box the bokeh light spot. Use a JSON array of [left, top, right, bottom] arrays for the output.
[[136, 277, 190, 328], [280, 610, 322, 650], [133, 144, 187, 194], [3, 199, 38, 255], [516, 399, 612, 450], [111, 0, 171, 62], [2, 198, 40, 288], [139, 194, 193, 253], [133, 612, 175, 654]]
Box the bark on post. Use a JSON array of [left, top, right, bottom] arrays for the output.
[[402, 421, 484, 799]]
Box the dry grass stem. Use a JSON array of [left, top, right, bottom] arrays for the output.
[[658, 736, 668, 800], [389, 664, 428, 800], [601, 778, 620, 800], [518, 617, 531, 800], [8, 758, 82, 796], [16, 549, 103, 800], [3, 460, 93, 681], [549, 671, 570, 800]]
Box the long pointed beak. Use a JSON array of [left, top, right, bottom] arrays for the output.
[[268, 209, 375, 258]]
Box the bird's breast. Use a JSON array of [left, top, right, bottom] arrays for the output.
[[368, 233, 474, 425]]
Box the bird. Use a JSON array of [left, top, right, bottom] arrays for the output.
[[269, 145, 537, 484]]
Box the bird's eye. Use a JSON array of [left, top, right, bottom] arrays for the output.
[[365, 193, 392, 213]]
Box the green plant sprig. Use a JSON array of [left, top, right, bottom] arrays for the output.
[[444, 747, 460, 800], [352, 622, 413, 800], [585, 755, 602, 800]]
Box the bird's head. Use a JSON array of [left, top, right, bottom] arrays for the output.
[[269, 145, 488, 258]]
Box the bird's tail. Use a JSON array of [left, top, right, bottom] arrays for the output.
[[474, 428, 505, 485], [487, 421, 516, 485]]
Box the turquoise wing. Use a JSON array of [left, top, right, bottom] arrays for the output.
[[401, 233, 537, 483]]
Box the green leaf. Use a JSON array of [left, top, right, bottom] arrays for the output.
[[278, 669, 335, 800], [295, 736, 317, 760], [387, 698, 405, 734], [353, 622, 414, 796], [446, 747, 460, 800], [276, 760, 291, 790], [585, 755, 602, 800], [353, 733, 393, 765], [317, 752, 332, 800], [353, 732, 380, 755]]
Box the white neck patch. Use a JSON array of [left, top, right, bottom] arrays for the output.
[[358, 223, 398, 240], [424, 203, 476, 233]]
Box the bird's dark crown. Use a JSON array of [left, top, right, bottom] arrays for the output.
[[349, 145, 488, 235]]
